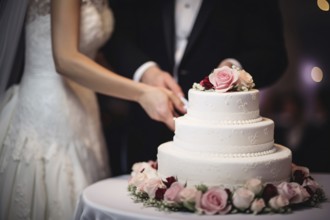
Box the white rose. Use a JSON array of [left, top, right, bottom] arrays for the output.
[[179, 186, 199, 202], [143, 177, 166, 199], [131, 162, 151, 176], [268, 195, 289, 210], [237, 69, 254, 89], [143, 166, 158, 179], [250, 198, 266, 214], [245, 179, 263, 195], [232, 187, 255, 210], [128, 172, 147, 188], [193, 82, 206, 91]]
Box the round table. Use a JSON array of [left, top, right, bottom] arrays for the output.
[[74, 174, 330, 220]]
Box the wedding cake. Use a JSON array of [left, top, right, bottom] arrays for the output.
[[157, 88, 292, 187], [128, 66, 325, 215]]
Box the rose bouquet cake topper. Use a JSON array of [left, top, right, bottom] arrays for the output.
[[193, 65, 255, 92]]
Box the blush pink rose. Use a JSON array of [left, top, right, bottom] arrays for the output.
[[277, 182, 297, 201], [164, 182, 184, 203], [196, 187, 231, 215], [208, 66, 239, 92], [232, 187, 255, 210], [277, 182, 310, 204], [289, 182, 310, 204]]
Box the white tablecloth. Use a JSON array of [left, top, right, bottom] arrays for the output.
[[74, 174, 330, 220]]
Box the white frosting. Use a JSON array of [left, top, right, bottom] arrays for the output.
[[157, 89, 292, 187], [157, 143, 292, 188], [187, 89, 260, 122], [174, 117, 274, 154]]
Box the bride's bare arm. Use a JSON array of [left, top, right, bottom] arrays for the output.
[[50, 0, 185, 129]]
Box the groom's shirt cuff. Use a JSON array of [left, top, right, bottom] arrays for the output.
[[133, 61, 158, 82]]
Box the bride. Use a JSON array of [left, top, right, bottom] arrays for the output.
[[0, 0, 185, 219]]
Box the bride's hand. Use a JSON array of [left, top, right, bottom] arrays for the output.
[[137, 87, 186, 130]]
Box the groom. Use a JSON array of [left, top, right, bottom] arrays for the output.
[[103, 0, 288, 172]]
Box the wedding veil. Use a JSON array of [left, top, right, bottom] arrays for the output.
[[0, 0, 28, 101]]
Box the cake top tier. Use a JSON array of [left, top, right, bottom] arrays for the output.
[[187, 89, 260, 122]]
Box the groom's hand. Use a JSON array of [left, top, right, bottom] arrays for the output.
[[137, 87, 186, 130], [141, 65, 184, 98]]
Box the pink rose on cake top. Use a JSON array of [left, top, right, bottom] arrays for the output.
[[209, 66, 239, 92], [194, 65, 255, 92], [128, 66, 326, 215]]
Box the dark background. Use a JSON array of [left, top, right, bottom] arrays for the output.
[[99, 0, 330, 175], [259, 0, 330, 172]]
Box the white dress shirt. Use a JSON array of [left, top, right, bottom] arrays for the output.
[[133, 0, 240, 82]]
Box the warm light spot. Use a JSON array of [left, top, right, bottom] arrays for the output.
[[311, 66, 323, 82], [317, 0, 330, 11]]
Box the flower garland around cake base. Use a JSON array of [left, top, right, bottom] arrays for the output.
[[128, 161, 326, 215]]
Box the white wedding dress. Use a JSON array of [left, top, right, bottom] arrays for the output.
[[0, 0, 113, 219]]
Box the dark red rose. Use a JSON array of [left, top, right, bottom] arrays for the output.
[[262, 184, 278, 203], [304, 185, 314, 197], [163, 176, 177, 188], [200, 76, 213, 89], [293, 170, 305, 185], [155, 188, 167, 200], [225, 188, 232, 198]]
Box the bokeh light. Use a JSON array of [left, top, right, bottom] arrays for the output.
[[317, 0, 330, 11], [311, 66, 323, 82]]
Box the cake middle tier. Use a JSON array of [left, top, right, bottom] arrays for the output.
[[174, 117, 274, 154]]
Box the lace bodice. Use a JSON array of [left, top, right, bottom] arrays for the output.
[[24, 0, 113, 77], [27, 0, 108, 23]]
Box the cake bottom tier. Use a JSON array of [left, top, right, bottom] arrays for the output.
[[157, 142, 292, 188]]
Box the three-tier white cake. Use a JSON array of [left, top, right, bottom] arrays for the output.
[[157, 89, 292, 188]]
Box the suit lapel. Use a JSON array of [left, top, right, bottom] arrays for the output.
[[162, 0, 175, 67], [181, 0, 216, 65]]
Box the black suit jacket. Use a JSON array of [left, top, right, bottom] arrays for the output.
[[102, 0, 288, 168], [104, 0, 288, 95]]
